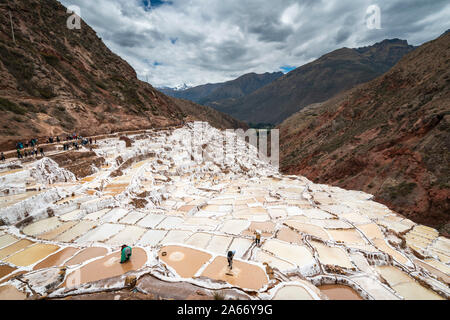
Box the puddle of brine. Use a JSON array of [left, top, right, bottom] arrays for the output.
[[0, 285, 27, 300], [4, 244, 59, 267], [201, 256, 268, 291], [65, 247, 108, 266], [159, 246, 212, 278], [33, 247, 79, 270], [318, 284, 363, 300], [64, 248, 147, 288]]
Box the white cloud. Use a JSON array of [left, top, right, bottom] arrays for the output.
[[59, 0, 450, 87]]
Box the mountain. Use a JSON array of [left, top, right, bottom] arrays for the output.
[[216, 39, 415, 125], [159, 71, 283, 109], [0, 0, 245, 150], [160, 83, 191, 91], [279, 30, 450, 233]]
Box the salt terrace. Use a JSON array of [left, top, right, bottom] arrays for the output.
[[0, 122, 448, 300]]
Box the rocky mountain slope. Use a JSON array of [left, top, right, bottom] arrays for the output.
[[217, 39, 415, 125], [279, 30, 450, 234], [160, 72, 283, 111], [0, 0, 245, 151]]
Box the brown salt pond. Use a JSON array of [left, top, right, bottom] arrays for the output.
[[65, 247, 109, 266], [64, 248, 147, 288], [159, 245, 212, 278], [0, 239, 34, 260], [0, 285, 27, 300], [201, 256, 268, 291], [0, 270, 28, 285], [33, 247, 79, 270], [318, 284, 363, 300], [0, 265, 16, 279], [276, 227, 303, 245], [4, 244, 59, 267]]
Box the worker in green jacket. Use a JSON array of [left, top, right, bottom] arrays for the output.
[[120, 244, 132, 263]]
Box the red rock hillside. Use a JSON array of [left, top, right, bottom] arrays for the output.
[[279, 30, 450, 234], [0, 0, 246, 151]]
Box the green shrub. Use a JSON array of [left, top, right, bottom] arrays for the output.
[[384, 182, 417, 200], [41, 52, 60, 67], [0, 97, 27, 115], [38, 86, 57, 99]]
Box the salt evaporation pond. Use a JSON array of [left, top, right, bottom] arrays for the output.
[[65, 247, 108, 266], [64, 248, 147, 287], [0, 122, 447, 300], [273, 285, 314, 300], [201, 256, 268, 291], [159, 245, 212, 278], [318, 284, 363, 300]]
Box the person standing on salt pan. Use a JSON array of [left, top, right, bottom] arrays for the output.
[[255, 230, 261, 247], [120, 244, 132, 263], [227, 250, 236, 270]]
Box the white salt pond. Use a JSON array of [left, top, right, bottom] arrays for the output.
[[272, 285, 314, 300], [75, 223, 124, 243], [263, 239, 315, 268]]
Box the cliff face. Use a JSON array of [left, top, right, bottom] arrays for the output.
[[279, 31, 450, 234], [0, 0, 245, 151], [217, 39, 415, 125]]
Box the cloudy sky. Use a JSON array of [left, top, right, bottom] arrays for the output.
[[59, 0, 450, 88]]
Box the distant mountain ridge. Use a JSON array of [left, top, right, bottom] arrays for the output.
[[159, 71, 283, 111], [213, 39, 415, 125]]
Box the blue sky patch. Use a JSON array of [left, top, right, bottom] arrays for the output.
[[141, 0, 173, 11], [280, 65, 296, 73]]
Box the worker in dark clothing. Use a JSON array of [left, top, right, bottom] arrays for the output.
[[120, 245, 132, 263], [255, 230, 261, 247], [1, 152, 5, 162], [227, 250, 236, 270], [17, 149, 22, 159], [39, 147, 44, 157]]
